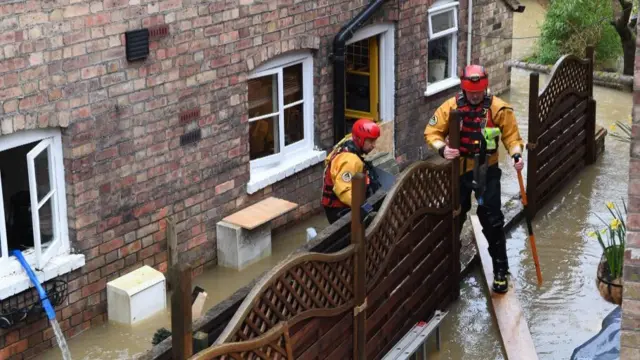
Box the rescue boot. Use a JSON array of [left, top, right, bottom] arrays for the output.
[[492, 259, 509, 294]]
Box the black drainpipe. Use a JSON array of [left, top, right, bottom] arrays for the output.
[[332, 0, 388, 144]]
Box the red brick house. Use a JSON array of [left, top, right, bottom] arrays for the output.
[[0, 0, 523, 357]]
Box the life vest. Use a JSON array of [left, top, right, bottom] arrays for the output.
[[321, 139, 380, 208], [456, 92, 497, 158]]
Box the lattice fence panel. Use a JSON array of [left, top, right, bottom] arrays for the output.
[[365, 162, 453, 286], [537, 56, 589, 125], [229, 256, 355, 343]]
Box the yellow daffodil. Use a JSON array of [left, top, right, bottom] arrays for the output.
[[610, 124, 617, 131], [588, 231, 596, 238], [606, 201, 615, 209], [610, 218, 621, 230]]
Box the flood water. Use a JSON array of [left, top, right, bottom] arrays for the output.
[[35, 214, 328, 360], [426, 1, 631, 359], [34, 0, 631, 359]]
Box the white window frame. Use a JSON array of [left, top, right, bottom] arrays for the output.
[[425, 1, 461, 97], [0, 129, 84, 300], [247, 51, 326, 194]]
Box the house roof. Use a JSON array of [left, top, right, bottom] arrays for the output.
[[502, 0, 526, 12]]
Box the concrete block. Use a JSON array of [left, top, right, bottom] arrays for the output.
[[106, 265, 166, 325], [216, 220, 272, 270]]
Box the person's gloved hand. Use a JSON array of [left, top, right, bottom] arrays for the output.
[[513, 153, 524, 171], [439, 145, 460, 160]]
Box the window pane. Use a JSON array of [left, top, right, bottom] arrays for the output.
[[346, 73, 371, 112], [284, 104, 304, 146], [249, 116, 279, 160], [346, 39, 370, 72], [428, 35, 452, 83], [248, 74, 278, 119], [431, 10, 455, 34], [34, 148, 51, 202], [283, 64, 303, 106], [38, 197, 55, 250]]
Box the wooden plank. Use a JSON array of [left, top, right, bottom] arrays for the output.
[[221, 197, 298, 230], [470, 216, 538, 360]]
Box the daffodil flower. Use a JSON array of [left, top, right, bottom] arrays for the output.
[[610, 219, 621, 230], [606, 201, 615, 209]]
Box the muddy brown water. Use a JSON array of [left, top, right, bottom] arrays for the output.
[[36, 1, 630, 358], [35, 215, 329, 360]]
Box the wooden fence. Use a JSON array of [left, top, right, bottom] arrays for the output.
[[187, 158, 461, 360], [526, 46, 597, 217]]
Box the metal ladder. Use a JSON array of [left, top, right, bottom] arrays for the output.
[[381, 310, 449, 360]]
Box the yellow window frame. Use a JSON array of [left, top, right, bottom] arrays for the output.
[[345, 36, 379, 123]]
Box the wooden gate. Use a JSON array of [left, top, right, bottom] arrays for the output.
[[526, 47, 597, 217], [189, 158, 460, 360]]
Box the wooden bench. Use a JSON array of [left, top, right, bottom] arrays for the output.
[[216, 197, 298, 270]]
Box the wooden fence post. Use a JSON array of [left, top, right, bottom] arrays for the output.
[[586, 46, 594, 98], [527, 72, 540, 218], [351, 173, 367, 360], [585, 46, 597, 165], [585, 98, 597, 165], [448, 110, 461, 299], [171, 262, 193, 360]]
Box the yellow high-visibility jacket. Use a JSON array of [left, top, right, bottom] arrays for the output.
[[424, 95, 524, 174]]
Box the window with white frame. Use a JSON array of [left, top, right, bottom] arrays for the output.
[[247, 52, 314, 173], [0, 129, 70, 272], [427, 1, 460, 94], [247, 51, 326, 193]]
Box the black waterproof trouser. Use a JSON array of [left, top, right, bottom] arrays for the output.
[[458, 164, 509, 274]]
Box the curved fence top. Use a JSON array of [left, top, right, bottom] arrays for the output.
[[364, 158, 454, 288], [198, 245, 357, 353], [537, 54, 591, 125]]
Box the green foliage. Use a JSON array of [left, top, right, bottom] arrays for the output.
[[532, 0, 622, 66], [152, 327, 172, 345]]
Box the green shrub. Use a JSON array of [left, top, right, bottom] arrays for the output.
[[533, 0, 622, 66]]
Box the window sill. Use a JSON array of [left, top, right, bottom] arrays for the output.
[[247, 149, 327, 194], [0, 253, 86, 300], [424, 77, 461, 97]]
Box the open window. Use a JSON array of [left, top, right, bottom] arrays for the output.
[[0, 130, 68, 270], [426, 1, 460, 96]]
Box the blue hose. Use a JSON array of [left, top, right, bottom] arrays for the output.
[[11, 250, 57, 320]]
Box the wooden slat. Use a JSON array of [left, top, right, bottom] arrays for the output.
[[537, 98, 588, 146], [221, 197, 298, 230], [470, 216, 538, 360], [537, 116, 587, 164]]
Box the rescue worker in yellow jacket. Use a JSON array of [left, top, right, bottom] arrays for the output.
[[322, 119, 382, 224], [424, 64, 525, 294]]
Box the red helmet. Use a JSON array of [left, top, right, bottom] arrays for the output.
[[460, 65, 489, 92], [351, 118, 380, 148]]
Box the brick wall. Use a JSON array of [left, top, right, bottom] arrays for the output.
[[0, 0, 515, 358], [471, 0, 514, 96], [621, 8, 640, 359], [395, 0, 515, 165]]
